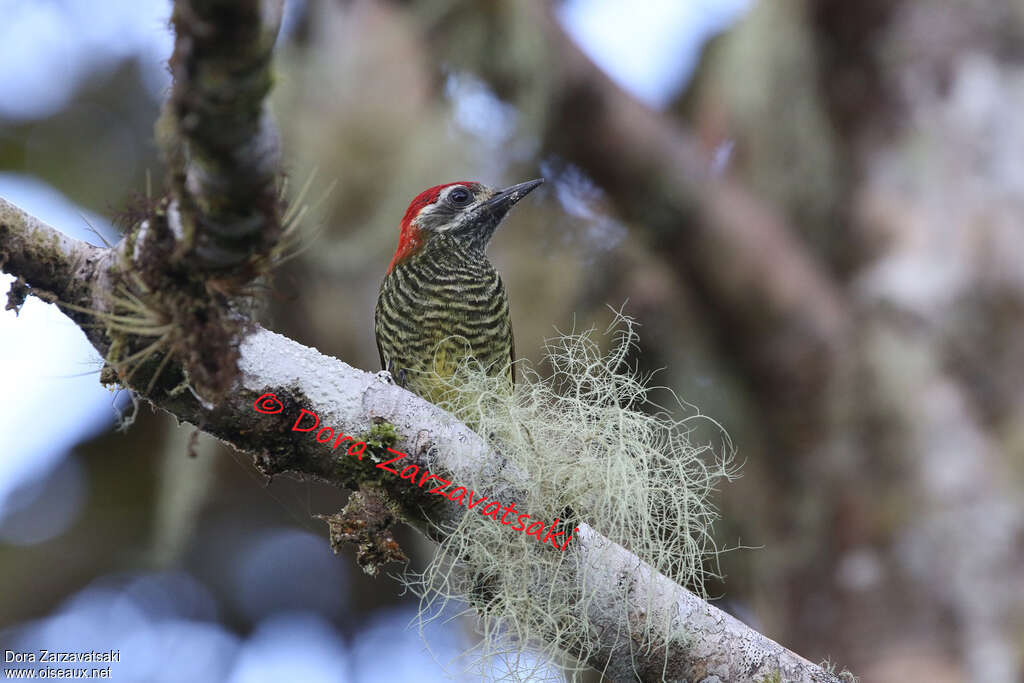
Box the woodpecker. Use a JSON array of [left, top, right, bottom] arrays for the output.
[[375, 179, 543, 404]]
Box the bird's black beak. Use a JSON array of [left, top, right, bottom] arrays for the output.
[[484, 178, 544, 216]]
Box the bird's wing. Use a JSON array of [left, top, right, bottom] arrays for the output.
[[376, 336, 387, 373], [375, 312, 389, 374]]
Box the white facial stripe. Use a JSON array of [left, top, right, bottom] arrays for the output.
[[416, 186, 488, 233]]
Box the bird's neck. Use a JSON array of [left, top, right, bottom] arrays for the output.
[[418, 233, 488, 264]]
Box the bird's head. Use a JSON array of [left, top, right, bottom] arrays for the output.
[[386, 178, 544, 273]]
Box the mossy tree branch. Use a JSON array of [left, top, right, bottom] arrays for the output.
[[1, 196, 840, 682], [160, 0, 284, 271], [70, 0, 289, 402]]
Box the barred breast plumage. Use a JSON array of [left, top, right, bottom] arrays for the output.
[[376, 235, 513, 404]]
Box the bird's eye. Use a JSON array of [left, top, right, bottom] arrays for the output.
[[447, 187, 472, 206]]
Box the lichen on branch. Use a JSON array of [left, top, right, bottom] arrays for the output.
[[407, 315, 737, 680]]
